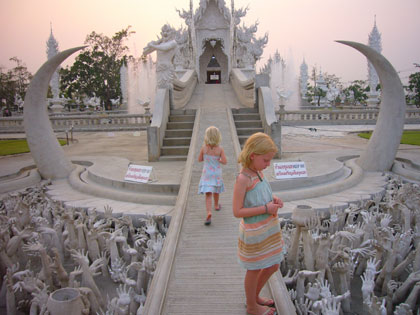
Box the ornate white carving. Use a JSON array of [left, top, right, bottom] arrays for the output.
[[280, 175, 420, 314], [194, 0, 231, 25], [143, 24, 178, 89], [46, 25, 60, 100], [0, 182, 168, 314]]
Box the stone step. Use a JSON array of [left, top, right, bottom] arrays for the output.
[[238, 135, 249, 144], [161, 145, 190, 156], [234, 120, 262, 128], [232, 113, 261, 121], [164, 129, 193, 138], [170, 109, 197, 116], [231, 108, 258, 114], [45, 179, 174, 217], [163, 137, 191, 146], [277, 172, 387, 217], [169, 115, 195, 122], [166, 121, 194, 130], [159, 155, 187, 162], [236, 127, 264, 136]]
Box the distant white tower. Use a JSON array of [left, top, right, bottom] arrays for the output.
[[120, 62, 128, 108], [299, 58, 308, 99], [46, 24, 60, 100], [367, 16, 382, 107], [316, 70, 328, 107]]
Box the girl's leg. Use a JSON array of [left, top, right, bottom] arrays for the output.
[[245, 269, 275, 315], [213, 193, 220, 210], [255, 264, 279, 305], [204, 193, 212, 224]]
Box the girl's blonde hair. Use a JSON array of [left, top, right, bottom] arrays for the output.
[[204, 126, 222, 147], [238, 132, 278, 167]]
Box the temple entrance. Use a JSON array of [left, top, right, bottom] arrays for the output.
[[199, 43, 228, 83], [207, 71, 221, 84]]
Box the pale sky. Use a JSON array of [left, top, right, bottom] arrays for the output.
[[1, 0, 419, 85]]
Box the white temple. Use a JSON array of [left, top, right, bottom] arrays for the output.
[[367, 16, 382, 107], [299, 58, 308, 100], [315, 70, 328, 107], [176, 0, 267, 84], [46, 24, 60, 100]]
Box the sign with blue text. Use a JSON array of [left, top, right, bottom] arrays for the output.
[[274, 161, 308, 179]]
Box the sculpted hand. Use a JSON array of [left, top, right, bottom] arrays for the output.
[[323, 299, 340, 315]]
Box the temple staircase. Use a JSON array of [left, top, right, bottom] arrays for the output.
[[231, 107, 263, 147], [160, 109, 196, 161]]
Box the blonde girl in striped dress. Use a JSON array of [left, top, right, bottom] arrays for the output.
[[232, 132, 285, 315]]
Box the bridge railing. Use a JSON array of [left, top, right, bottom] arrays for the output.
[[256, 86, 282, 156], [230, 68, 254, 108], [0, 113, 152, 133], [147, 88, 171, 162], [173, 69, 198, 109], [276, 107, 420, 125]]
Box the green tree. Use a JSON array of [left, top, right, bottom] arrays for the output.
[[342, 80, 369, 105], [0, 57, 32, 112], [60, 26, 134, 110], [406, 70, 420, 107]]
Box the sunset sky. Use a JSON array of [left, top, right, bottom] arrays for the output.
[[1, 0, 419, 84]]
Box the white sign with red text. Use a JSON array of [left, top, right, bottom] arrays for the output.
[[124, 164, 153, 183], [274, 161, 308, 179]]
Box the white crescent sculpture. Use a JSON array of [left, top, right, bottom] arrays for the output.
[[23, 46, 85, 179], [336, 40, 406, 171]]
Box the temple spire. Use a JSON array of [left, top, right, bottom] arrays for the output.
[[46, 24, 60, 100], [46, 23, 59, 59], [367, 16, 382, 87]]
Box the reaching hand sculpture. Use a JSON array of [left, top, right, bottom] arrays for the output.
[[70, 249, 104, 308], [143, 24, 177, 89], [23, 241, 54, 290]]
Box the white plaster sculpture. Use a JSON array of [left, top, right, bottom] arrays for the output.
[[46, 287, 85, 315], [176, 1, 194, 70], [336, 41, 406, 171], [0, 182, 168, 314], [143, 24, 177, 89], [23, 46, 85, 179], [235, 22, 267, 69], [281, 175, 420, 314]]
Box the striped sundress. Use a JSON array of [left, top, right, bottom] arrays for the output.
[[237, 173, 285, 270]]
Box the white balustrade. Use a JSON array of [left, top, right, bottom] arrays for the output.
[[275, 108, 420, 125], [0, 113, 152, 132]]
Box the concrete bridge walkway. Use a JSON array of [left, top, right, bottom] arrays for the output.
[[159, 83, 272, 314]]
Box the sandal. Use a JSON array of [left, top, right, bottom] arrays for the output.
[[215, 204, 221, 211], [258, 297, 275, 307], [204, 213, 212, 225]]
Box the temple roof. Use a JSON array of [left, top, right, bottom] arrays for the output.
[[194, 0, 231, 25]]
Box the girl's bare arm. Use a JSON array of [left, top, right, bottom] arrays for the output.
[[198, 146, 204, 162], [219, 147, 227, 165], [232, 174, 280, 218]]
